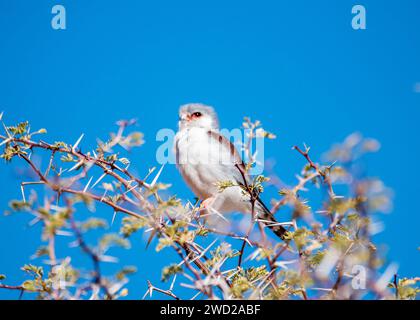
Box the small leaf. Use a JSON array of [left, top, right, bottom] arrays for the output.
[[22, 280, 37, 291]]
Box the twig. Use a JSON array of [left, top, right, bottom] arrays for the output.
[[293, 145, 335, 197], [145, 280, 179, 300], [68, 209, 112, 299]]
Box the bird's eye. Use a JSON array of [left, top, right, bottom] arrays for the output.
[[192, 112, 202, 118]]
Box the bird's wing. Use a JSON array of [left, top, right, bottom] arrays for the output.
[[207, 130, 287, 239], [207, 130, 248, 184]]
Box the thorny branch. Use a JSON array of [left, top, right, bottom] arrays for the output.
[[0, 117, 418, 300]]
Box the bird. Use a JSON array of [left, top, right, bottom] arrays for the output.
[[173, 103, 287, 239]]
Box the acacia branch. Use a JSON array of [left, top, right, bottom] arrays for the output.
[[293, 145, 335, 197]]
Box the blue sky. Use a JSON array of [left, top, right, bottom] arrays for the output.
[[0, 0, 419, 299]]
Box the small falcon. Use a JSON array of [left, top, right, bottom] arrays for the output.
[[174, 103, 286, 239]]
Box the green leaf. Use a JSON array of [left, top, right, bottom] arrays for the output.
[[60, 153, 75, 162], [120, 216, 147, 238], [9, 200, 31, 211], [156, 237, 173, 252], [21, 264, 43, 278], [161, 264, 182, 282], [81, 218, 108, 232], [21, 280, 37, 291], [99, 233, 130, 252], [116, 266, 137, 281], [52, 141, 68, 149], [216, 180, 235, 192], [31, 246, 49, 259], [197, 228, 209, 237], [7, 121, 29, 135]]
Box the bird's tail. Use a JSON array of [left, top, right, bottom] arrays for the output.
[[255, 199, 288, 240]]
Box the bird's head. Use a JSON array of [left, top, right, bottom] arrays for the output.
[[178, 103, 219, 130]]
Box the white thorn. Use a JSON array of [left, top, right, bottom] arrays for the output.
[[83, 176, 93, 193], [0, 137, 11, 147], [20, 184, 26, 203], [72, 133, 85, 151], [190, 291, 201, 300], [28, 217, 41, 227], [55, 230, 73, 237], [142, 288, 150, 300], [1, 121, 12, 138], [169, 275, 177, 291], [150, 164, 166, 187], [100, 190, 108, 202], [111, 211, 117, 226], [124, 184, 138, 195], [189, 239, 218, 265], [68, 160, 83, 172], [91, 173, 107, 189], [99, 255, 119, 263]]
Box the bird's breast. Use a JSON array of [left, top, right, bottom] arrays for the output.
[[174, 128, 235, 199]]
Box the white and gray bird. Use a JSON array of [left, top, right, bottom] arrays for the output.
[[173, 103, 286, 239]]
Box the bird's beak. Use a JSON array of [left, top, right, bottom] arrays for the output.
[[180, 114, 191, 122]]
